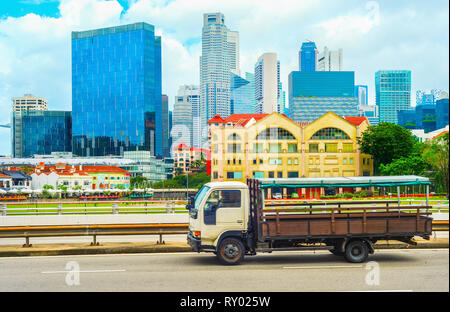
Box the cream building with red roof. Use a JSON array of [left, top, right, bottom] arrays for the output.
[[208, 112, 373, 198]]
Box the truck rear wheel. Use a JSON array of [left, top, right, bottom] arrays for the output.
[[344, 240, 369, 263], [217, 238, 245, 265]]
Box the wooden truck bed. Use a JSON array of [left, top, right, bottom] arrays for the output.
[[260, 207, 433, 239]]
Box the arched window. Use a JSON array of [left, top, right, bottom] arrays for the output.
[[256, 127, 295, 140], [228, 133, 241, 141], [310, 128, 350, 140]]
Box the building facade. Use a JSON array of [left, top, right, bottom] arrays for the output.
[[12, 94, 48, 113], [11, 110, 72, 158], [355, 85, 368, 107], [122, 151, 173, 182], [416, 89, 442, 106], [317, 47, 343, 71], [72, 22, 162, 157], [209, 113, 373, 194], [255, 53, 281, 114], [172, 85, 200, 149], [375, 70, 411, 123], [436, 92, 449, 129], [173, 144, 210, 175], [200, 13, 239, 146], [161, 94, 170, 157], [231, 72, 257, 114], [298, 41, 318, 72], [288, 71, 358, 122]]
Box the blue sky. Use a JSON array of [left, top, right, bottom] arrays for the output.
[[0, 0, 449, 156]]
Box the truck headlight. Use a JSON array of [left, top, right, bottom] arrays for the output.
[[193, 231, 201, 238]]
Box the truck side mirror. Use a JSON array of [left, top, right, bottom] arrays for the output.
[[186, 195, 195, 210]]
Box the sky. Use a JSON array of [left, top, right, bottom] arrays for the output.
[[0, 0, 448, 156]]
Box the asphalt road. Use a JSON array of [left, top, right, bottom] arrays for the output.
[[0, 249, 447, 292]]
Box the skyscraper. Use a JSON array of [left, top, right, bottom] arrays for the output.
[[416, 89, 442, 106], [317, 47, 343, 71], [231, 72, 257, 114], [355, 85, 368, 107], [161, 94, 170, 157], [255, 53, 281, 113], [71, 22, 162, 157], [288, 71, 358, 122], [172, 85, 200, 149], [375, 70, 411, 123], [298, 41, 318, 72], [12, 94, 48, 113], [200, 13, 239, 146], [12, 110, 72, 157]]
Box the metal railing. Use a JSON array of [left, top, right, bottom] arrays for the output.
[[0, 223, 189, 247], [1, 199, 448, 216], [0, 221, 446, 248]]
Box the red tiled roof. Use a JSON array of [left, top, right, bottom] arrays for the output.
[[207, 114, 269, 126], [207, 114, 225, 124], [81, 166, 131, 175], [345, 116, 368, 126]]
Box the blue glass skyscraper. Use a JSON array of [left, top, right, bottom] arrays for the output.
[[231, 72, 257, 114], [375, 70, 411, 124], [71, 23, 162, 157], [299, 41, 318, 72], [288, 71, 358, 122], [12, 110, 72, 157]]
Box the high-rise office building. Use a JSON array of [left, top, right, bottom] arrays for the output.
[[298, 41, 318, 72], [255, 53, 281, 113], [416, 89, 442, 106], [231, 72, 257, 114], [375, 70, 411, 123], [12, 94, 48, 113], [71, 22, 162, 157], [355, 85, 368, 107], [12, 110, 72, 157], [288, 71, 358, 122], [317, 47, 343, 71], [200, 13, 239, 145], [172, 85, 200, 150], [436, 91, 449, 129], [161, 94, 170, 157]]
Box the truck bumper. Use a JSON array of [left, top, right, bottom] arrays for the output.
[[187, 232, 216, 253], [187, 232, 201, 252]]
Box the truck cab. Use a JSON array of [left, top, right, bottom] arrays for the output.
[[187, 182, 252, 264]]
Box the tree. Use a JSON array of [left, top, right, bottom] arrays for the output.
[[359, 122, 416, 174], [423, 132, 449, 196], [379, 155, 428, 176]]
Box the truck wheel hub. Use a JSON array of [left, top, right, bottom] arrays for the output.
[[224, 244, 239, 258]]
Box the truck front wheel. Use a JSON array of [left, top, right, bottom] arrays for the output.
[[217, 238, 245, 265], [344, 240, 369, 263]]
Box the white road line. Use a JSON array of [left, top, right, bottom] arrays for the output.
[[283, 265, 363, 269], [343, 290, 413, 292], [42, 269, 126, 274]]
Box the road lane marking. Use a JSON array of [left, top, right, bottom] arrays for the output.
[[283, 265, 363, 269], [343, 290, 413, 292], [42, 269, 126, 274]]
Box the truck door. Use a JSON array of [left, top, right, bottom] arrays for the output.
[[203, 189, 245, 240]]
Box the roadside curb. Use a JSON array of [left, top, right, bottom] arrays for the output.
[[0, 239, 447, 258]]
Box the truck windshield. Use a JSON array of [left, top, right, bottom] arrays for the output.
[[192, 185, 210, 215]]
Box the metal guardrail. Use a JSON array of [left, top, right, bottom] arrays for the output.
[[0, 223, 189, 247], [0, 203, 187, 216], [0, 221, 447, 248]]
